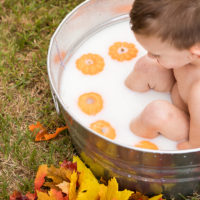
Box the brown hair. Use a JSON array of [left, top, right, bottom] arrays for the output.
[[130, 0, 200, 49]]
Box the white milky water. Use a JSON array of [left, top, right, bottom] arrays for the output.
[[60, 20, 177, 151]]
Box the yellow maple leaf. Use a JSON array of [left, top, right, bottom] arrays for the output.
[[73, 156, 100, 200], [117, 189, 133, 200], [99, 184, 107, 200], [76, 178, 100, 200], [69, 171, 78, 200], [149, 194, 165, 200], [80, 152, 104, 177], [73, 156, 98, 184], [106, 178, 118, 200]]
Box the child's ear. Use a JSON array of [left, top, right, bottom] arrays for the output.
[[190, 43, 200, 56]]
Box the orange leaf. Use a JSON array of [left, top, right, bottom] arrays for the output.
[[43, 126, 68, 141], [37, 189, 68, 200], [35, 164, 48, 190], [9, 191, 22, 200], [35, 126, 68, 141], [35, 129, 48, 141], [49, 188, 65, 200], [29, 122, 44, 132], [29, 122, 68, 141]]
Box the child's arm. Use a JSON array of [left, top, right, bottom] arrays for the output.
[[178, 80, 200, 149], [125, 54, 175, 92]]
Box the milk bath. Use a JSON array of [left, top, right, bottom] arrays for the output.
[[60, 20, 177, 151]]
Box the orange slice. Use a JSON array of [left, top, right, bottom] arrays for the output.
[[76, 53, 105, 75], [90, 120, 116, 140], [109, 42, 138, 61], [78, 92, 103, 115], [134, 140, 158, 150]]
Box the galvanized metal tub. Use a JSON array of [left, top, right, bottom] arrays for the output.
[[47, 0, 200, 198]]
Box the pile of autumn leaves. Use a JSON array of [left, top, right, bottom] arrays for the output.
[[10, 156, 164, 200]]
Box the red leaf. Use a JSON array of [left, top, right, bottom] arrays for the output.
[[25, 192, 36, 200], [9, 191, 30, 200], [34, 165, 48, 190], [61, 160, 77, 172]]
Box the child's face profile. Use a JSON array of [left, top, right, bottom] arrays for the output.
[[135, 33, 193, 69]]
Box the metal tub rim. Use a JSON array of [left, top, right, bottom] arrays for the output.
[[47, 0, 200, 155]]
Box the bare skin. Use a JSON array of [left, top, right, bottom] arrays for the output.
[[125, 34, 200, 150]]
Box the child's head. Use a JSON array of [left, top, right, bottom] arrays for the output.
[[130, 0, 200, 68]]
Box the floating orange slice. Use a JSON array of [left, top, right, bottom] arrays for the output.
[[134, 140, 158, 150], [76, 53, 105, 75], [90, 120, 116, 140], [78, 92, 103, 115], [109, 42, 138, 61]]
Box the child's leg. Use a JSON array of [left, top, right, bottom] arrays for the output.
[[130, 100, 189, 141]]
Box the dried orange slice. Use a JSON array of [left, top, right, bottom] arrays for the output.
[[90, 120, 116, 140], [134, 140, 158, 150], [109, 42, 138, 61], [78, 92, 103, 115], [76, 53, 105, 75]]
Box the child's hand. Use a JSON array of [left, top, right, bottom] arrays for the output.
[[125, 54, 175, 92]]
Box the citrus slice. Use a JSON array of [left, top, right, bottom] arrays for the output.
[[109, 42, 138, 61], [78, 92, 103, 115], [90, 120, 116, 140], [134, 140, 158, 150], [76, 53, 105, 75]]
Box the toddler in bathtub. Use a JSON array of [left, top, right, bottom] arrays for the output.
[[125, 0, 200, 150]]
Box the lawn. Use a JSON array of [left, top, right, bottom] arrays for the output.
[[0, 0, 83, 199], [1, 0, 200, 200]]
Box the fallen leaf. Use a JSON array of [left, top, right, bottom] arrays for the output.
[[37, 191, 53, 200], [29, 122, 44, 132], [49, 188, 65, 200], [69, 171, 78, 200], [57, 181, 70, 194], [99, 184, 107, 200], [106, 178, 118, 200], [128, 191, 149, 200], [37, 189, 68, 200], [76, 178, 100, 200], [25, 192, 36, 200], [149, 194, 164, 200], [29, 122, 68, 141], [42, 126, 68, 141], [34, 164, 48, 190], [9, 191, 29, 200], [117, 189, 133, 200], [61, 160, 77, 172], [73, 156, 97, 184]]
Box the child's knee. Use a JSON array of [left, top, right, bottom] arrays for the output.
[[141, 100, 171, 127]]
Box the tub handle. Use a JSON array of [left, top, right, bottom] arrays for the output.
[[51, 88, 60, 115]]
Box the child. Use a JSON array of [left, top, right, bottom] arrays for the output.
[[125, 0, 200, 150]]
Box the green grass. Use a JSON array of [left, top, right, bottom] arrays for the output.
[[0, 1, 200, 200], [0, 0, 84, 199]]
